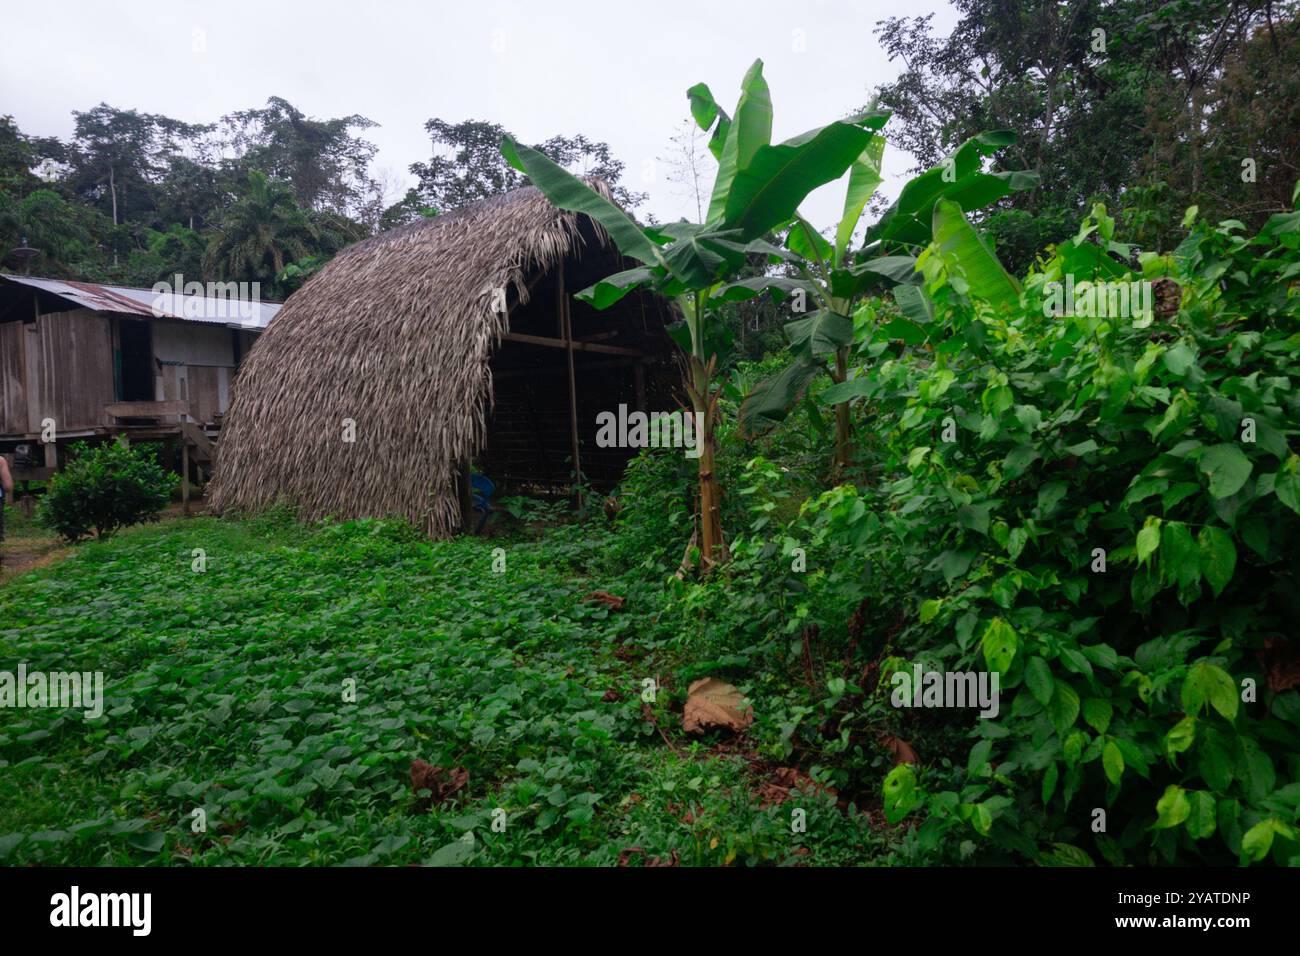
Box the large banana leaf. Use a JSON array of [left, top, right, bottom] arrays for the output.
[[576, 266, 662, 309], [834, 133, 886, 263], [720, 120, 880, 240], [786, 309, 854, 356], [501, 137, 664, 267], [786, 215, 832, 263], [864, 131, 1037, 251], [739, 355, 823, 434], [713, 275, 813, 303], [686, 82, 731, 160], [705, 60, 773, 225], [931, 198, 1021, 308]]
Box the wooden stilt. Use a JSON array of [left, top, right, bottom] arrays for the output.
[[181, 440, 190, 515], [457, 458, 473, 534], [558, 268, 583, 509]]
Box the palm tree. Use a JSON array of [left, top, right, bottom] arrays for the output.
[[203, 170, 317, 287]]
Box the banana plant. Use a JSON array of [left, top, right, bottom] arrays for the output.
[[502, 59, 887, 570], [731, 131, 1038, 470]]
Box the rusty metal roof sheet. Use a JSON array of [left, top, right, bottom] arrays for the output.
[[0, 274, 281, 329]]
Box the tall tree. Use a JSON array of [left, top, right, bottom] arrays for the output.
[[398, 118, 645, 224], [203, 170, 317, 296], [221, 97, 379, 218]]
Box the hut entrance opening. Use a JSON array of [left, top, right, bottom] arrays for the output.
[[479, 226, 674, 498], [117, 318, 154, 402]]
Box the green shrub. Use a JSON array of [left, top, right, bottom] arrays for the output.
[[37, 441, 178, 542], [793, 203, 1300, 865]]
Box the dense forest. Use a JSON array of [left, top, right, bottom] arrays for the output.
[[1, 0, 1294, 304]]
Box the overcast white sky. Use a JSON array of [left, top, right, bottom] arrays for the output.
[[0, 0, 958, 231]]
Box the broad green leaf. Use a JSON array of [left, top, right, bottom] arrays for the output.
[[721, 120, 878, 239], [1164, 715, 1196, 756], [1274, 456, 1300, 514], [576, 266, 659, 309], [1181, 662, 1239, 722], [893, 283, 935, 326], [1199, 443, 1252, 499], [1083, 698, 1113, 734], [1154, 785, 1191, 829], [713, 275, 811, 304], [502, 137, 662, 266], [1024, 656, 1055, 706], [1241, 819, 1277, 862], [1185, 791, 1217, 840], [1135, 516, 1162, 566], [706, 60, 772, 225], [786, 310, 853, 356], [931, 199, 1021, 308], [1160, 522, 1200, 591], [882, 764, 919, 824], [739, 358, 822, 433], [819, 377, 873, 405], [786, 216, 832, 262], [980, 617, 1018, 673], [1102, 740, 1124, 785], [1046, 681, 1080, 735], [834, 134, 886, 263], [1197, 526, 1237, 597], [852, 255, 920, 284]]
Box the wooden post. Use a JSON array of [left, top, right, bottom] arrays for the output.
[[181, 440, 190, 515], [457, 458, 473, 534], [558, 267, 583, 509], [633, 362, 646, 413]]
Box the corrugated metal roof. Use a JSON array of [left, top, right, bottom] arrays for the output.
[[0, 275, 281, 329]]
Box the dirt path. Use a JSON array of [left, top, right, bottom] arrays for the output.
[[0, 506, 71, 583], [1, 501, 200, 584]]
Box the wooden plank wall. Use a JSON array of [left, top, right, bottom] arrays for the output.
[[40, 310, 116, 430], [0, 321, 26, 434]]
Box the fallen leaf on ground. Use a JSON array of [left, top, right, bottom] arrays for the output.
[[682, 677, 754, 734], [756, 766, 838, 808], [584, 590, 627, 611], [878, 733, 919, 765], [1259, 636, 1300, 692], [409, 760, 469, 810]]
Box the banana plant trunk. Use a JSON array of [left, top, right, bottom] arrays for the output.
[[683, 292, 727, 571], [832, 345, 852, 472], [688, 355, 726, 569]]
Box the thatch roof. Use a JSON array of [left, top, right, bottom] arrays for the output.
[[208, 182, 625, 536]]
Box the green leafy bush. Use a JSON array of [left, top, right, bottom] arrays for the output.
[[792, 202, 1300, 865], [37, 441, 177, 542]]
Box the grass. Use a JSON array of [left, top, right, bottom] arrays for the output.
[[0, 512, 893, 866]]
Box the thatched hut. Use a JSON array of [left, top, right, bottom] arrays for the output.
[[209, 182, 678, 536]]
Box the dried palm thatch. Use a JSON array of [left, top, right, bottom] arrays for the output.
[[208, 182, 624, 536]]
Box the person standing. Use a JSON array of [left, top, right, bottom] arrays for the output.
[[0, 455, 12, 568]]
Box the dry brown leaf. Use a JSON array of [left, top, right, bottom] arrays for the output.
[[584, 590, 626, 611], [756, 766, 838, 808], [682, 677, 754, 734], [409, 760, 469, 810], [878, 733, 919, 765], [1259, 637, 1300, 693]]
